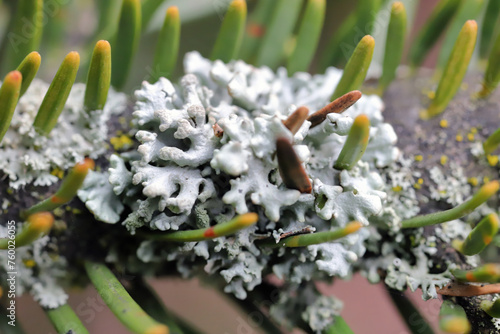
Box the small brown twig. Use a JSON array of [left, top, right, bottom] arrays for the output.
[[437, 282, 500, 297], [277, 226, 314, 240]]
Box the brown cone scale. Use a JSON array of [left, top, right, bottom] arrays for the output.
[[283, 106, 309, 134]]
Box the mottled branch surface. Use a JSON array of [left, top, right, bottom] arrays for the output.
[[383, 71, 500, 333]]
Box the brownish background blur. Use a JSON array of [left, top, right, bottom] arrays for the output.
[[18, 274, 443, 334]]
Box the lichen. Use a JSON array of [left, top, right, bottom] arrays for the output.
[[78, 170, 124, 224], [0, 228, 68, 308], [76, 52, 408, 331]]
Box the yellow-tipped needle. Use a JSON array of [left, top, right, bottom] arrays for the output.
[[402, 180, 499, 228], [85, 40, 111, 111], [0, 71, 22, 143], [211, 0, 247, 63], [0, 212, 54, 249], [422, 20, 477, 119], [457, 213, 498, 255], [331, 36, 374, 100], [439, 300, 471, 334], [16, 51, 41, 97], [22, 158, 95, 218], [33, 52, 80, 135], [334, 114, 370, 170], [152, 6, 180, 81]]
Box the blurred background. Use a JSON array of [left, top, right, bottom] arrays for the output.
[[18, 275, 443, 334], [0, 0, 447, 90], [3, 0, 466, 332]]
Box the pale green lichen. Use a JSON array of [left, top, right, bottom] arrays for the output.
[[302, 295, 344, 332], [429, 162, 472, 206], [77, 52, 402, 331], [15, 50, 494, 330], [0, 227, 68, 308], [384, 245, 452, 300], [78, 170, 124, 224], [0, 80, 126, 189]]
